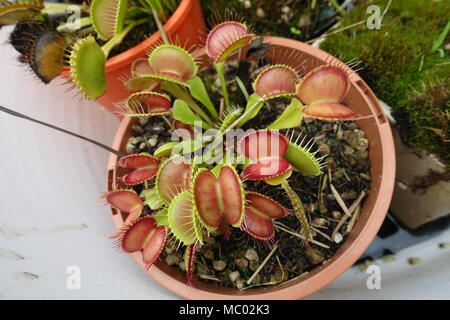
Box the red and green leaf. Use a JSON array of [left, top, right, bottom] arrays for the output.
[[156, 157, 192, 204], [242, 192, 289, 240], [296, 65, 350, 105], [238, 130, 292, 180], [302, 102, 359, 121], [241, 157, 292, 181], [147, 44, 198, 82], [184, 243, 198, 286], [104, 189, 144, 224], [168, 191, 203, 245], [193, 165, 245, 230], [238, 130, 289, 161], [118, 154, 160, 185], [206, 21, 254, 63], [254, 64, 298, 100], [116, 217, 167, 269], [120, 91, 172, 117]]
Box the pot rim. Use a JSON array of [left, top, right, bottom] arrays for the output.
[[107, 37, 396, 300], [104, 0, 195, 73]]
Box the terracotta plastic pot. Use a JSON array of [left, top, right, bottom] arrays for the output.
[[106, 37, 396, 299], [95, 0, 206, 116]]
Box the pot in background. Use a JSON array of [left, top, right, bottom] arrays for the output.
[[95, 0, 206, 117], [107, 37, 396, 299]]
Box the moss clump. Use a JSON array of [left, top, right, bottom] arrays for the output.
[[320, 0, 450, 166]]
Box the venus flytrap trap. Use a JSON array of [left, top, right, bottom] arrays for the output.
[[102, 17, 366, 287]]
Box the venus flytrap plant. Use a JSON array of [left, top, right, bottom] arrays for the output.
[[101, 17, 366, 286], [0, 10, 374, 289]]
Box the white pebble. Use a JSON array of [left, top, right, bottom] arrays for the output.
[[334, 232, 343, 244], [148, 136, 158, 147], [281, 6, 291, 14], [245, 248, 259, 261], [213, 260, 227, 271], [256, 8, 265, 18], [244, 0, 251, 9], [229, 271, 240, 282]]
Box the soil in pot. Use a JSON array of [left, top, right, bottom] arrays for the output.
[[124, 60, 371, 290], [201, 0, 350, 42]]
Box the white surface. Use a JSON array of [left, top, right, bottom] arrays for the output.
[[0, 29, 449, 300]]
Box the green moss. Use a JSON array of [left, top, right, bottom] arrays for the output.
[[320, 0, 450, 165]]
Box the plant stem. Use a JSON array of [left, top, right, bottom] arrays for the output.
[[215, 63, 230, 108], [0, 105, 124, 157], [281, 180, 311, 244], [102, 19, 147, 57], [150, 4, 169, 43], [161, 82, 214, 127]]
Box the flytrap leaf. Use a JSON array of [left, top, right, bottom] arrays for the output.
[[295, 65, 360, 121], [172, 99, 202, 126], [68, 36, 106, 100], [147, 44, 198, 83], [121, 92, 172, 117], [302, 102, 359, 121], [236, 93, 264, 127], [267, 98, 304, 130], [104, 189, 144, 224], [188, 76, 218, 119], [184, 243, 198, 286], [284, 141, 322, 176], [242, 192, 289, 240], [156, 157, 193, 204], [0, 1, 43, 26], [168, 191, 203, 245], [118, 154, 160, 185], [241, 158, 292, 181], [24, 31, 66, 84], [193, 165, 245, 230], [118, 216, 167, 268], [90, 0, 127, 40], [296, 65, 350, 105], [206, 21, 255, 63], [253, 65, 298, 101], [238, 130, 292, 181]]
